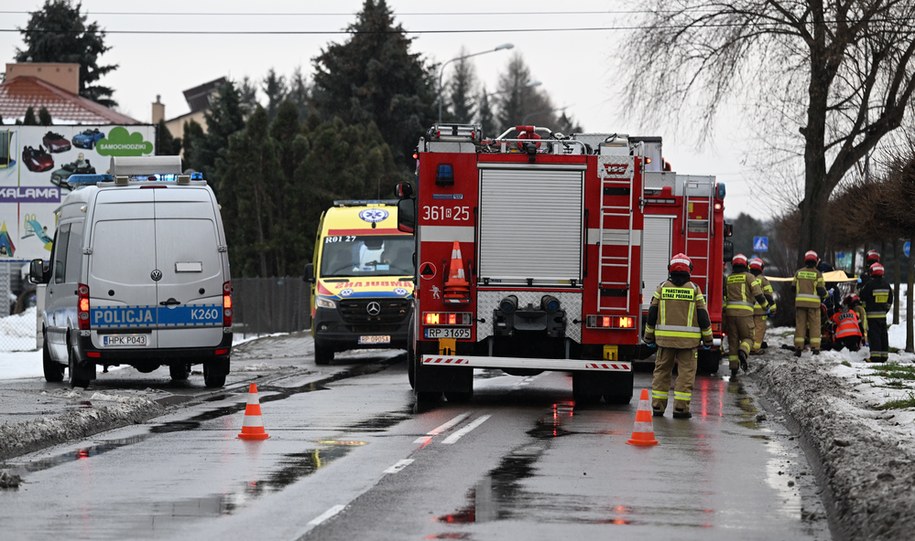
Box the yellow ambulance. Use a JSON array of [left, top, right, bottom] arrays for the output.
[[305, 201, 414, 364]]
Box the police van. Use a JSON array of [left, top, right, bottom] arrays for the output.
[[30, 156, 233, 388], [305, 201, 413, 364]]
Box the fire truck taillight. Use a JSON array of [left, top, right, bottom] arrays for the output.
[[423, 312, 472, 326], [586, 315, 635, 329], [77, 283, 90, 330]]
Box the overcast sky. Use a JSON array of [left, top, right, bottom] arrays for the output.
[[1, 0, 773, 220]]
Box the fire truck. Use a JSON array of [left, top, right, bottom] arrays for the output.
[[395, 124, 728, 407]]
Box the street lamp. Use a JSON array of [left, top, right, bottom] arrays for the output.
[[438, 43, 514, 123]]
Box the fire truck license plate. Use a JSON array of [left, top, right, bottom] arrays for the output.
[[424, 328, 471, 339], [358, 335, 391, 345]]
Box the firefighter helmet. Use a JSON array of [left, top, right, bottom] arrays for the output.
[[865, 250, 880, 265], [844, 294, 861, 307], [870, 262, 885, 277], [749, 257, 764, 271], [804, 250, 819, 263], [732, 253, 748, 267], [668, 253, 693, 273]]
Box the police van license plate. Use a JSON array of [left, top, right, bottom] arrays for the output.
[[101, 334, 149, 347], [358, 335, 391, 345], [424, 327, 471, 339]]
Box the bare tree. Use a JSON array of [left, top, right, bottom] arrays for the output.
[[623, 1, 915, 264]]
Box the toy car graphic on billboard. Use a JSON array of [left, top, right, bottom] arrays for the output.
[[50, 153, 96, 189], [21, 145, 54, 172], [42, 131, 71, 153], [71, 128, 104, 150]]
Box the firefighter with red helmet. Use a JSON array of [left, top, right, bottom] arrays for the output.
[[724, 253, 768, 378], [748, 257, 775, 355], [643, 253, 713, 419], [857, 250, 881, 290], [859, 262, 893, 362], [830, 296, 864, 352], [792, 250, 828, 356]]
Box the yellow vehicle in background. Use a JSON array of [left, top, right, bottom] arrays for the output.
[[305, 201, 414, 364]]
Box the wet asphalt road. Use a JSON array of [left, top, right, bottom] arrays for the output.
[[0, 352, 830, 540]]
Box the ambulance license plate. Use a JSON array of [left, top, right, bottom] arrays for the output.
[[101, 334, 149, 347], [358, 335, 391, 345], [424, 327, 471, 339]]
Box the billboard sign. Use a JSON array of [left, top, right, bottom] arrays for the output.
[[0, 124, 155, 261]]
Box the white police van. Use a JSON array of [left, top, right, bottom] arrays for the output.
[[30, 156, 233, 388]]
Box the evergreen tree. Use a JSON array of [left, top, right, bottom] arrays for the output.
[[16, 0, 118, 107], [287, 66, 312, 120], [447, 51, 477, 123], [37, 107, 52, 126], [181, 119, 205, 169], [311, 0, 436, 166], [478, 87, 495, 137], [269, 100, 310, 275], [494, 54, 541, 132], [237, 76, 259, 118], [155, 120, 181, 156], [262, 69, 287, 122], [22, 106, 37, 125], [555, 112, 581, 135], [186, 81, 246, 197]]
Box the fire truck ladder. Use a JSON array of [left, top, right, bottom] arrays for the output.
[[597, 157, 637, 312], [682, 176, 716, 293]]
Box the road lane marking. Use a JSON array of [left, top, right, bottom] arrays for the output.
[[442, 414, 492, 445], [413, 412, 470, 443], [309, 504, 346, 526], [383, 459, 414, 474]]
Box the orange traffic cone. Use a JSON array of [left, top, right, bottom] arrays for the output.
[[238, 383, 270, 441], [443, 241, 470, 304], [626, 388, 659, 446]]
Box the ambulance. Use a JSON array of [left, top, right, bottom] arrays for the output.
[[305, 201, 414, 364]]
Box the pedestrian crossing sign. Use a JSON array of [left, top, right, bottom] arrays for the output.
[[753, 236, 769, 252]]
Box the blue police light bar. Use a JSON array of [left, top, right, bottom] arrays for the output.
[[66, 173, 114, 188], [125, 172, 206, 182]]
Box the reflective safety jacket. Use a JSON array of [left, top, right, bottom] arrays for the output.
[[644, 280, 713, 349], [725, 271, 766, 318], [860, 277, 894, 320], [752, 273, 775, 316], [793, 267, 826, 309], [830, 309, 862, 339]]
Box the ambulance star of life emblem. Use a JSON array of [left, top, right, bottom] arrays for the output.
[[150, 269, 163, 281]]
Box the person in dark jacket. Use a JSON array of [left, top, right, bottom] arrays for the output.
[[859, 262, 893, 363]]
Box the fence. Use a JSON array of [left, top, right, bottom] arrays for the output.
[[232, 276, 310, 335]]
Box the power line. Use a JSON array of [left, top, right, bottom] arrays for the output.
[[0, 10, 691, 17]]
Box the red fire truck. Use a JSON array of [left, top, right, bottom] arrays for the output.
[[395, 124, 728, 408]]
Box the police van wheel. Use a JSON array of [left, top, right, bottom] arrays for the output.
[[169, 363, 191, 381], [315, 342, 334, 365], [42, 340, 64, 382], [68, 348, 89, 389], [203, 362, 226, 388]]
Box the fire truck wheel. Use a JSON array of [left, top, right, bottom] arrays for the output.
[[602, 372, 634, 405], [314, 342, 334, 365], [572, 373, 601, 405], [697, 349, 721, 375], [414, 391, 441, 413], [407, 318, 416, 389]]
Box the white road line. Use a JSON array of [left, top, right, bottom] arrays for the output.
[[442, 414, 492, 445], [308, 504, 346, 526], [383, 459, 414, 474], [413, 412, 471, 443]]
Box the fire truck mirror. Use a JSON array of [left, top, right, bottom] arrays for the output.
[[394, 181, 414, 198], [723, 240, 735, 263], [396, 198, 416, 234], [723, 222, 734, 237]]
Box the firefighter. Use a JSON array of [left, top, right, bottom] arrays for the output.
[[792, 250, 828, 356], [847, 293, 868, 344], [748, 257, 776, 355], [724, 254, 768, 378], [830, 298, 864, 352], [859, 262, 893, 363], [643, 253, 713, 419], [857, 250, 880, 290]]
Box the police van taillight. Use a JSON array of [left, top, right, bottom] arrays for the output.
[[77, 283, 90, 330], [223, 281, 233, 328]]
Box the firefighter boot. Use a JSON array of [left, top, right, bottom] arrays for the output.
[[730, 367, 739, 379], [738, 350, 749, 372], [812, 348, 820, 355], [673, 409, 692, 419], [794, 349, 802, 358]]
